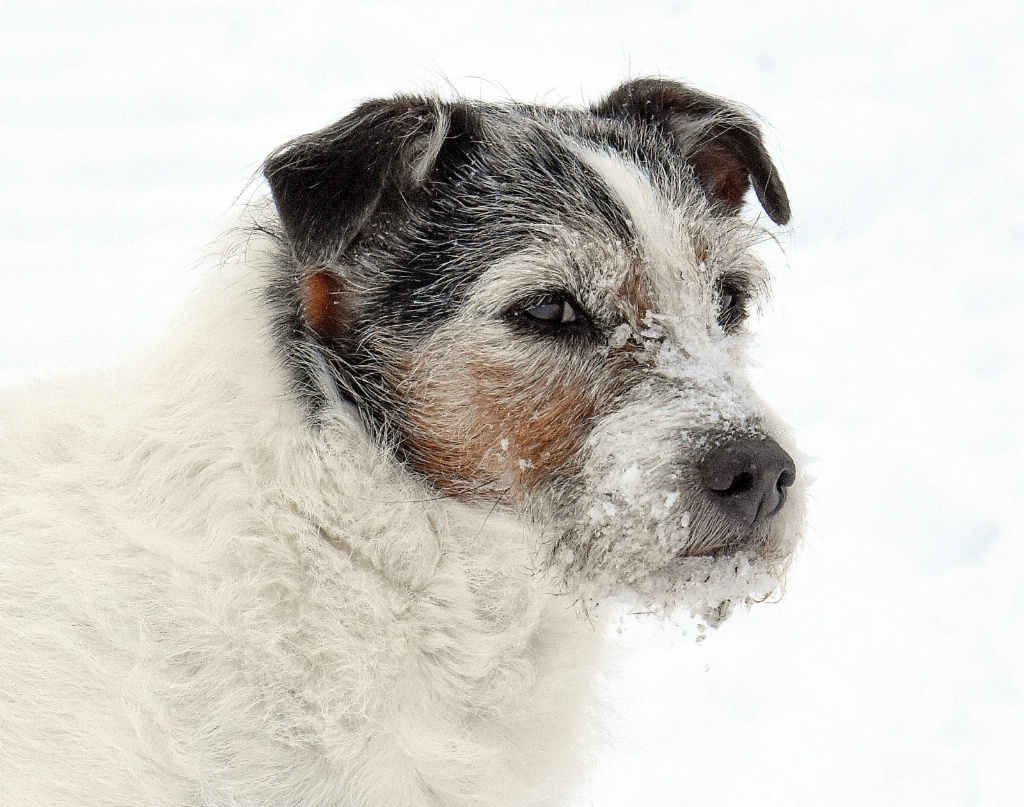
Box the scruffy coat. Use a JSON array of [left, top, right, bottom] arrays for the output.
[[0, 79, 799, 806], [0, 261, 596, 806]]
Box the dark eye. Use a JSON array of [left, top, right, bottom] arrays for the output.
[[717, 280, 748, 329], [522, 297, 579, 325]]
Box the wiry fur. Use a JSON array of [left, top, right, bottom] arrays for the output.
[[0, 252, 598, 806], [0, 79, 801, 805]]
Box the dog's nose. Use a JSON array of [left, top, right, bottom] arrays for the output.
[[700, 438, 796, 530]]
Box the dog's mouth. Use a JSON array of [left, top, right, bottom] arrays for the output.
[[655, 550, 785, 625], [548, 508, 777, 620], [542, 399, 802, 629], [674, 506, 782, 561], [543, 465, 800, 629]]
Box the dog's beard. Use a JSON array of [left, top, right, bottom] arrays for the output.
[[545, 351, 802, 628], [547, 472, 793, 629]]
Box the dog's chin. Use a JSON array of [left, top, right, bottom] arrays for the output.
[[629, 549, 788, 627], [547, 496, 799, 629]]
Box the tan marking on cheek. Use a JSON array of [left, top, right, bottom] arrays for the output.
[[482, 369, 597, 490], [302, 270, 349, 337], [399, 346, 600, 498]]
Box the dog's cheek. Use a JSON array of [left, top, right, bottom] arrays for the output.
[[398, 345, 600, 497]]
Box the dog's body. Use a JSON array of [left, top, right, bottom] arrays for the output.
[[0, 80, 802, 806]]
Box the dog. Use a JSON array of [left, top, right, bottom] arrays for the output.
[[0, 78, 803, 806]]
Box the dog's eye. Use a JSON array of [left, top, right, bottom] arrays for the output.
[[522, 298, 579, 325], [717, 281, 748, 329]]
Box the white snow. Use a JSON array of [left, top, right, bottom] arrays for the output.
[[1, 1, 1021, 805]]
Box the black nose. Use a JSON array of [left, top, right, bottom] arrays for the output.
[[700, 438, 796, 530]]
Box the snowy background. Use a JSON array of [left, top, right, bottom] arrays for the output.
[[1, 1, 1022, 805]]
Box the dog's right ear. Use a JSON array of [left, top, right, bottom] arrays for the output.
[[264, 97, 463, 266], [593, 79, 791, 225]]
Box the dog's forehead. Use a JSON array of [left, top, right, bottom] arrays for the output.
[[464, 112, 765, 323], [569, 144, 703, 318], [372, 103, 770, 338]]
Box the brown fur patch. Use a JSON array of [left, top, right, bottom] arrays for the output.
[[302, 270, 349, 337], [398, 339, 608, 498]]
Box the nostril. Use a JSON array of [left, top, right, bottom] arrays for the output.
[[711, 471, 754, 497]]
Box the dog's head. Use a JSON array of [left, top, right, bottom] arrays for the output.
[[263, 79, 802, 621]]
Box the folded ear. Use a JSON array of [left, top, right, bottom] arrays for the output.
[[264, 96, 459, 264], [593, 78, 790, 225]]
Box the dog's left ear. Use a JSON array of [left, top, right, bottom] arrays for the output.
[[264, 96, 460, 265], [593, 78, 790, 224], [265, 97, 474, 342]]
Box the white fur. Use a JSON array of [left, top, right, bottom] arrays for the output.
[[0, 235, 600, 806], [572, 144, 681, 280], [0, 133, 800, 807]]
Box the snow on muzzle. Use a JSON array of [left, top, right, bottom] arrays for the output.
[[548, 326, 802, 626]]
